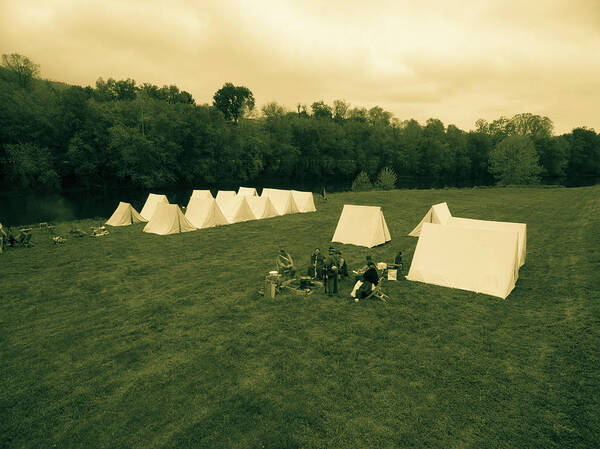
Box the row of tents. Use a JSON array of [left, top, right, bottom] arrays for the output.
[[330, 202, 526, 299], [106, 187, 317, 234]]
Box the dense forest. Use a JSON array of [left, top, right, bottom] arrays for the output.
[[1, 54, 599, 195]]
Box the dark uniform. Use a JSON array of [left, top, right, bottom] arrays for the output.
[[324, 252, 339, 296]]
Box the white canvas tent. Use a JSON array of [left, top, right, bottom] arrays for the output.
[[408, 202, 452, 236], [218, 196, 256, 223], [191, 190, 213, 200], [291, 190, 317, 213], [187, 190, 212, 209], [143, 203, 197, 235], [246, 196, 279, 219], [409, 202, 526, 267], [185, 198, 229, 229], [261, 188, 300, 215], [331, 204, 391, 248], [106, 202, 147, 226], [216, 190, 236, 202], [238, 187, 258, 196], [406, 222, 520, 299], [140, 193, 169, 221]]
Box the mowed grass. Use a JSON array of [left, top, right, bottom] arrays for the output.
[[1, 186, 599, 448]]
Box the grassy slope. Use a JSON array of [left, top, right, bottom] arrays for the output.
[[1, 186, 598, 449]]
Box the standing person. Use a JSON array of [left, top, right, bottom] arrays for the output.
[[0, 223, 6, 254], [393, 250, 404, 274], [323, 246, 339, 296], [308, 247, 324, 279], [336, 250, 349, 283]]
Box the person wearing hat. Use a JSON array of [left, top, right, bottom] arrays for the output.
[[308, 247, 324, 279], [323, 246, 339, 296]]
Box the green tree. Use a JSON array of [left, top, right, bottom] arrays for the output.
[[489, 135, 542, 185], [351, 171, 372, 191], [311, 100, 332, 120], [533, 136, 569, 183], [262, 102, 286, 119], [3, 143, 60, 190], [566, 127, 600, 186], [1, 53, 40, 88], [367, 106, 392, 127], [213, 82, 255, 124], [375, 167, 397, 190], [333, 99, 350, 122]]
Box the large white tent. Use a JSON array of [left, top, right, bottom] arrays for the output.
[[106, 202, 147, 226], [261, 188, 300, 215], [238, 187, 258, 196], [185, 198, 229, 229], [140, 193, 169, 221], [409, 202, 526, 267], [406, 222, 520, 299], [246, 196, 279, 220], [291, 190, 317, 213], [143, 203, 197, 235], [331, 204, 391, 248], [218, 196, 256, 223]]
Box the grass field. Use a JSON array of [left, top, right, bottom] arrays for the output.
[[1, 186, 599, 448]]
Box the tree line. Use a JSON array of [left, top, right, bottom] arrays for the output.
[[0, 54, 598, 195]]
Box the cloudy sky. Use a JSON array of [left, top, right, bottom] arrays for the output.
[[1, 0, 599, 133]]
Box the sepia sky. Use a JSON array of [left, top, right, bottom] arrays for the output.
[[1, 0, 599, 134]]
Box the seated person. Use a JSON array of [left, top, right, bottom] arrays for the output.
[[6, 227, 18, 247], [352, 262, 380, 300], [276, 248, 296, 277], [307, 247, 324, 279], [363, 261, 380, 286], [353, 255, 373, 281], [17, 229, 32, 247]]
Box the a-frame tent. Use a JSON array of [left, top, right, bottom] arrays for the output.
[[140, 193, 169, 221], [238, 187, 258, 196], [187, 190, 213, 209], [143, 203, 197, 235], [106, 202, 147, 226], [409, 202, 526, 267], [219, 196, 256, 223], [261, 188, 300, 215], [406, 222, 520, 299], [246, 196, 279, 219], [291, 190, 317, 213], [191, 189, 213, 200], [408, 202, 452, 236], [216, 190, 236, 202], [331, 204, 391, 248], [185, 197, 229, 229]]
